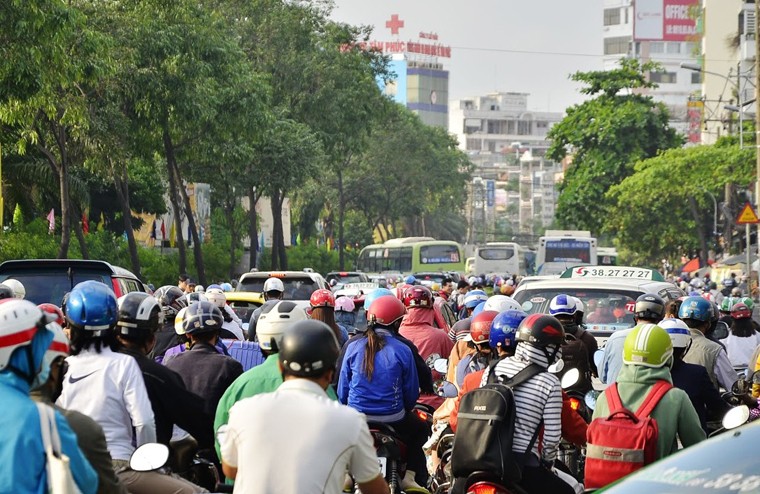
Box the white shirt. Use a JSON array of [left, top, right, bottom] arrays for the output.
[[57, 347, 156, 460], [221, 379, 381, 493], [222, 320, 244, 340], [726, 332, 760, 367]]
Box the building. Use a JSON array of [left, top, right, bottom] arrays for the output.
[[602, 0, 702, 138]]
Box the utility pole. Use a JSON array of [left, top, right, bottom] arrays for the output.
[[755, 0, 760, 288]]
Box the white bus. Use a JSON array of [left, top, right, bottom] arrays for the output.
[[535, 230, 597, 276], [473, 242, 532, 276], [597, 247, 619, 266]]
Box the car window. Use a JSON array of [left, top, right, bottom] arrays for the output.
[[238, 276, 317, 300], [228, 301, 262, 324], [0, 272, 110, 306]]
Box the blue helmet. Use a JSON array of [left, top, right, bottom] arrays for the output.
[[678, 296, 712, 322], [207, 284, 222, 291], [404, 275, 417, 285], [65, 280, 118, 335], [220, 283, 233, 292], [464, 290, 488, 309], [549, 294, 577, 316], [363, 288, 394, 310], [490, 309, 527, 350], [472, 301, 486, 317]]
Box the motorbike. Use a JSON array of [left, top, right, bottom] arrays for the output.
[[707, 370, 760, 437], [556, 367, 590, 482], [169, 435, 224, 492]]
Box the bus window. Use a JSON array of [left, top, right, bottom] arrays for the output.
[[544, 240, 592, 263], [420, 244, 461, 264]]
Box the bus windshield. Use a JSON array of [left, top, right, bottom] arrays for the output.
[[544, 240, 592, 264], [420, 244, 461, 264]]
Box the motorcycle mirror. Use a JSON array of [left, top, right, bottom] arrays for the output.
[[129, 443, 169, 472], [713, 321, 729, 340], [548, 359, 564, 374], [433, 358, 449, 374], [732, 377, 749, 396], [561, 368, 580, 389], [722, 405, 750, 430], [437, 381, 459, 398], [584, 390, 598, 411], [593, 349, 604, 371]]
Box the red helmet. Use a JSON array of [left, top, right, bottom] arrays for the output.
[[516, 314, 565, 348], [731, 302, 752, 320], [367, 296, 406, 327], [403, 285, 433, 309], [469, 310, 499, 345], [394, 283, 410, 301], [310, 289, 335, 308], [38, 303, 65, 326]]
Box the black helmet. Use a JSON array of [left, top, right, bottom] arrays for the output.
[[0, 284, 14, 300], [116, 293, 162, 336], [515, 314, 565, 348], [279, 320, 339, 378], [182, 301, 224, 335], [634, 293, 665, 321], [154, 286, 187, 319]]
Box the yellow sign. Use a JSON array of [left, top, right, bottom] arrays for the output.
[[736, 202, 760, 224]]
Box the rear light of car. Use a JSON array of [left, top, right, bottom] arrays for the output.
[[339, 272, 348, 276], [467, 482, 511, 494], [111, 279, 123, 297], [267, 273, 285, 278]]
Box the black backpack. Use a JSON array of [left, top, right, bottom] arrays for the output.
[[450, 362, 544, 484], [560, 329, 591, 386]]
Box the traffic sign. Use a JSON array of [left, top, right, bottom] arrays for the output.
[[736, 202, 760, 224]]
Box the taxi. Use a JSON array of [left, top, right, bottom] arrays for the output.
[[512, 266, 684, 347], [224, 291, 265, 327], [235, 269, 328, 311]]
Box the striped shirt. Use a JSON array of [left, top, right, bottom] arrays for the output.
[[481, 343, 562, 462]]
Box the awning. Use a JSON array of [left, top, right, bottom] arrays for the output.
[[679, 258, 701, 273], [719, 253, 758, 266]]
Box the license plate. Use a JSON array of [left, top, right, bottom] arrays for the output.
[[378, 457, 387, 476]]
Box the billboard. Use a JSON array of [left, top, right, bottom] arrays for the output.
[[687, 99, 703, 144], [634, 0, 698, 42]]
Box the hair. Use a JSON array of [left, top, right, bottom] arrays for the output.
[[672, 347, 687, 361], [442, 277, 453, 286], [310, 306, 342, 343], [731, 317, 756, 337], [361, 326, 387, 381], [664, 300, 682, 319], [265, 290, 283, 301], [179, 273, 190, 282], [69, 326, 119, 355], [457, 280, 469, 290], [116, 329, 152, 346]]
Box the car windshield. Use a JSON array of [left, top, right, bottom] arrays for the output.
[[238, 277, 317, 300], [0, 271, 110, 305], [327, 274, 365, 284], [513, 287, 641, 331], [227, 301, 261, 324]]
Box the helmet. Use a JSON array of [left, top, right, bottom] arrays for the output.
[[731, 302, 752, 320], [363, 288, 394, 310], [174, 307, 188, 335], [154, 286, 188, 319], [38, 303, 64, 327], [472, 301, 486, 317], [40, 319, 70, 374], [490, 309, 526, 350], [257, 301, 308, 351], [0, 300, 52, 371], [279, 320, 339, 377], [403, 286, 433, 309], [720, 297, 736, 313], [116, 293, 162, 336], [0, 284, 14, 300], [182, 301, 224, 335], [463, 290, 488, 309], [741, 297, 755, 311], [207, 284, 222, 291], [500, 284, 515, 296], [194, 285, 205, 293], [310, 289, 335, 308], [483, 295, 521, 313], [65, 281, 118, 334], [660, 318, 691, 349], [263, 277, 285, 293], [677, 296, 712, 322], [468, 311, 498, 345], [3, 279, 25, 299], [731, 287, 742, 297], [516, 314, 565, 348], [623, 324, 673, 368], [334, 296, 355, 313], [205, 288, 227, 309], [549, 294, 577, 317], [634, 293, 665, 321], [367, 296, 406, 327], [573, 297, 585, 314], [404, 275, 417, 285], [220, 283, 233, 292]]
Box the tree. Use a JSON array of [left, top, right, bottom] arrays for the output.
[[547, 59, 682, 235]]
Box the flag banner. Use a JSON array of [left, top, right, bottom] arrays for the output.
[[46, 209, 55, 234]]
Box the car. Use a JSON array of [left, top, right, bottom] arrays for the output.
[[512, 266, 684, 348], [236, 270, 327, 310], [325, 271, 370, 286], [224, 291, 265, 327], [0, 259, 145, 306]]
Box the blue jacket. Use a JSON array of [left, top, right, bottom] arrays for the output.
[[0, 372, 97, 494], [337, 329, 419, 419], [670, 359, 730, 432]]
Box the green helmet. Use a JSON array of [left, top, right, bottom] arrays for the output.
[[741, 297, 754, 311], [623, 323, 673, 368], [720, 297, 737, 313]]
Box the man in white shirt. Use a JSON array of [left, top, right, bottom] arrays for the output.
[[220, 320, 388, 494]]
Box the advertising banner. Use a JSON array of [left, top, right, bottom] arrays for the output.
[[634, 0, 698, 42]]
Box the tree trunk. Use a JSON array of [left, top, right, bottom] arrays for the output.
[[270, 189, 288, 269], [172, 159, 206, 285], [56, 126, 71, 259], [688, 196, 709, 267], [113, 164, 142, 279], [163, 124, 187, 273], [71, 204, 89, 259], [724, 182, 734, 255], [248, 187, 259, 271], [337, 170, 345, 270], [225, 204, 236, 280]]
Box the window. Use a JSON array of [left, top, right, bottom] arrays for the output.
[[649, 42, 664, 53], [666, 42, 681, 54], [420, 245, 460, 264], [517, 120, 531, 135], [691, 71, 702, 84], [650, 71, 677, 84], [478, 248, 515, 261], [604, 8, 621, 26], [466, 138, 482, 150], [604, 36, 631, 55], [624, 6, 629, 24]]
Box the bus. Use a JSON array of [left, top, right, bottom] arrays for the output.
[[473, 242, 533, 276], [356, 237, 466, 274], [597, 247, 619, 266], [535, 230, 597, 276]]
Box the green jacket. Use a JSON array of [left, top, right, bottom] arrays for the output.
[[593, 363, 706, 459], [214, 354, 338, 457]]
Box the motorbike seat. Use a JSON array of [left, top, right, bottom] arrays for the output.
[[367, 421, 398, 436], [169, 436, 198, 472]]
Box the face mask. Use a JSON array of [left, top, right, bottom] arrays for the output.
[[31, 359, 51, 390]]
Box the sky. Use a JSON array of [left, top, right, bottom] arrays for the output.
[[330, 0, 604, 114]]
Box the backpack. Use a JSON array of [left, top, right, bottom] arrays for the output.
[[585, 380, 672, 488], [450, 362, 544, 484], [560, 329, 591, 387]]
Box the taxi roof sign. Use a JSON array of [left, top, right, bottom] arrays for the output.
[[560, 266, 665, 282], [736, 202, 760, 224]]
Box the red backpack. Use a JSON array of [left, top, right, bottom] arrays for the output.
[[584, 380, 672, 489]]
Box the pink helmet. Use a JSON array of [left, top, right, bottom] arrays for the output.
[[335, 296, 356, 312]]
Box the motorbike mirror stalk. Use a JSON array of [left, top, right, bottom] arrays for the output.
[[433, 358, 449, 374]]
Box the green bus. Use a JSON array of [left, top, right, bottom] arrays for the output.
[[355, 237, 466, 274]]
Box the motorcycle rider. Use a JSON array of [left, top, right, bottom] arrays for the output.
[[309, 288, 349, 345], [725, 302, 760, 367], [601, 293, 665, 384], [151, 285, 189, 361], [338, 295, 428, 492], [549, 294, 597, 386], [678, 296, 737, 391], [454, 310, 499, 388], [0, 299, 98, 494], [115, 293, 213, 449], [3, 278, 26, 299], [205, 288, 244, 340], [219, 320, 390, 494], [334, 296, 357, 335], [246, 277, 285, 342]]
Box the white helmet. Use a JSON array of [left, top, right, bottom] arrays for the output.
[[3, 279, 25, 299], [483, 295, 522, 313], [263, 277, 285, 293], [40, 321, 70, 374], [194, 285, 205, 293], [0, 300, 52, 370], [174, 307, 188, 335], [257, 301, 307, 351], [573, 297, 585, 314], [205, 288, 226, 309], [549, 294, 577, 317], [660, 318, 691, 349]]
